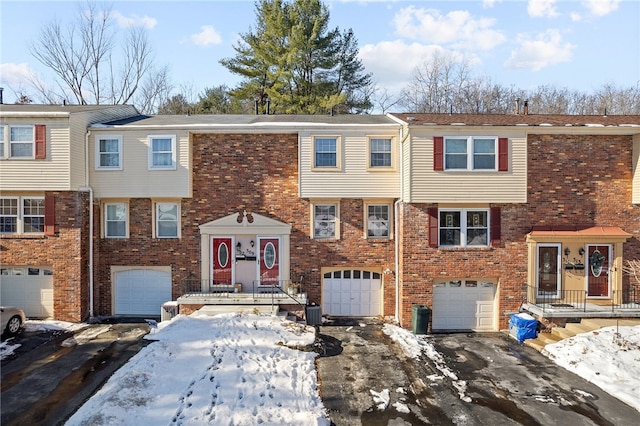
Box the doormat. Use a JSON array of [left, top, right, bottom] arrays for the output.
[[550, 303, 574, 308]]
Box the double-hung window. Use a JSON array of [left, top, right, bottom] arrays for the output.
[[149, 135, 176, 170], [10, 126, 34, 158], [0, 196, 46, 234], [105, 203, 127, 238], [0, 125, 5, 158], [313, 203, 338, 239], [155, 202, 179, 238], [313, 136, 340, 169], [96, 135, 123, 169], [369, 138, 392, 168], [444, 137, 497, 170], [366, 204, 391, 238], [439, 209, 489, 247]]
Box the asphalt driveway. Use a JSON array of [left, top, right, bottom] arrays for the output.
[[315, 318, 639, 426]]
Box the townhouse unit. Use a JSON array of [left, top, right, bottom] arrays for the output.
[[1, 104, 639, 331]]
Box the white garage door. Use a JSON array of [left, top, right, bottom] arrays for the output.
[[432, 280, 496, 331], [0, 266, 54, 318], [322, 270, 382, 317], [114, 269, 172, 316]]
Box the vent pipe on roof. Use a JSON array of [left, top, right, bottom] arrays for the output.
[[514, 98, 521, 115], [0, 87, 3, 104], [265, 97, 270, 115], [523, 100, 529, 115], [255, 99, 259, 115]]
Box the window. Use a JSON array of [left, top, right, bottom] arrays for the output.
[[366, 204, 390, 238], [313, 136, 339, 169], [10, 126, 34, 158], [438, 209, 489, 247], [313, 203, 338, 239], [0, 125, 5, 158], [149, 135, 176, 170], [369, 138, 392, 168], [22, 197, 45, 233], [105, 203, 127, 238], [155, 202, 179, 238], [0, 197, 18, 233], [96, 135, 122, 169], [0, 196, 52, 235], [444, 137, 496, 170]]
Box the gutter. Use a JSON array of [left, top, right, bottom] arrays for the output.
[[79, 130, 94, 318]]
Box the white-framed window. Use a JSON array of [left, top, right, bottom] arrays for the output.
[[366, 203, 391, 239], [96, 135, 123, 170], [104, 202, 128, 238], [148, 135, 176, 170], [313, 136, 341, 170], [369, 137, 392, 168], [0, 125, 5, 158], [155, 202, 179, 238], [22, 197, 45, 233], [0, 197, 19, 233], [439, 209, 489, 247], [9, 125, 34, 158], [312, 202, 339, 239], [444, 137, 497, 171]]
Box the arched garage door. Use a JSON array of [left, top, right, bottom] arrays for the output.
[[322, 269, 382, 317], [114, 269, 172, 316], [432, 280, 496, 331]]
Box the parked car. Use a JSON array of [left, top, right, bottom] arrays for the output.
[[1, 306, 26, 338]]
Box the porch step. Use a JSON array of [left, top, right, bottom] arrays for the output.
[[536, 332, 562, 345], [551, 326, 576, 339], [194, 305, 279, 316], [523, 338, 547, 352], [580, 318, 640, 329], [277, 308, 307, 325], [564, 322, 595, 335]]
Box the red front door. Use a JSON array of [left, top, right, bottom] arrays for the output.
[[587, 245, 610, 297], [259, 238, 279, 285], [212, 237, 233, 285]]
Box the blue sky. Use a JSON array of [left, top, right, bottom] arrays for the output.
[[1, 0, 638, 106]]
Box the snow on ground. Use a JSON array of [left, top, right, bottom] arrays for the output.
[[1, 319, 88, 360], [65, 313, 329, 426], [543, 325, 640, 412]]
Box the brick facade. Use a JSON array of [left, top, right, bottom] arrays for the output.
[[92, 133, 396, 317], [397, 133, 640, 330], [0, 191, 90, 322]]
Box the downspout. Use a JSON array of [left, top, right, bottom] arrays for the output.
[[394, 123, 410, 322], [79, 130, 94, 318]]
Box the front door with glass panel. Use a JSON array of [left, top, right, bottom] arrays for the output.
[[587, 244, 611, 297], [212, 237, 233, 285], [537, 244, 561, 297], [259, 237, 280, 286]]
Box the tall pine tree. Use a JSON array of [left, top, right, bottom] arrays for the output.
[[220, 0, 372, 114]]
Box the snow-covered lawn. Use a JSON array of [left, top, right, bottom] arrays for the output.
[[65, 313, 329, 426], [543, 325, 640, 412]]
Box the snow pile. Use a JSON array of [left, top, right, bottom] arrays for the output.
[[370, 388, 390, 410], [543, 325, 640, 411], [65, 313, 329, 426], [383, 324, 471, 402]]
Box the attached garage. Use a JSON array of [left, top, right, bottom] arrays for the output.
[[432, 280, 496, 331], [113, 268, 172, 316], [0, 266, 54, 318], [322, 269, 382, 317]]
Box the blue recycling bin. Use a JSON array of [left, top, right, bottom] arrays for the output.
[[509, 313, 538, 342]]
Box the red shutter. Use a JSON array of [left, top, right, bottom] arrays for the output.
[[428, 207, 439, 247], [498, 137, 508, 172], [44, 195, 55, 236], [35, 125, 46, 159], [433, 136, 444, 171], [490, 207, 501, 247]]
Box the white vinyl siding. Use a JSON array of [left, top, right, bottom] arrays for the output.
[[89, 129, 191, 198], [406, 131, 527, 203], [634, 135, 640, 204], [300, 130, 400, 198]]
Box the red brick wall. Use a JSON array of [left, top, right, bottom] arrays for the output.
[[93, 133, 396, 317], [0, 191, 90, 322], [399, 133, 640, 330]]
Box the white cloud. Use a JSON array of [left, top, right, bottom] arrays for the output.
[[190, 25, 222, 47], [482, 0, 501, 8], [582, 0, 620, 16], [504, 29, 574, 71], [527, 0, 559, 18], [0, 63, 35, 88], [392, 6, 505, 50], [112, 11, 157, 29]]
